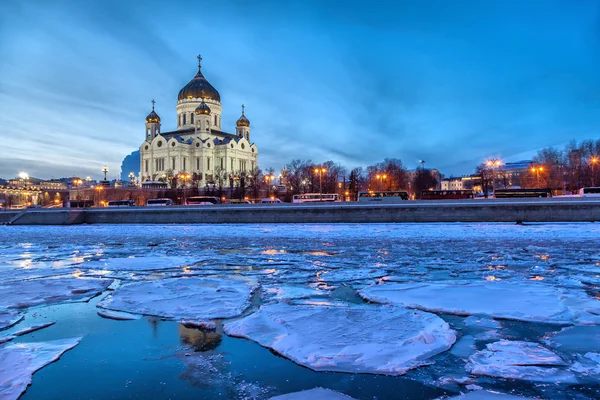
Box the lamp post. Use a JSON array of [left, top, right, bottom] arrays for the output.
[[102, 166, 109, 181], [591, 156, 598, 187], [530, 166, 544, 188], [314, 167, 327, 200], [485, 159, 502, 197], [375, 174, 387, 191], [128, 172, 135, 185]]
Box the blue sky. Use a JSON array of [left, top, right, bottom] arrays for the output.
[[1, 0, 600, 180]]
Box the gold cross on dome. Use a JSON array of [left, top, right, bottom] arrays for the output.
[[197, 54, 202, 68], [151, 99, 155, 110]]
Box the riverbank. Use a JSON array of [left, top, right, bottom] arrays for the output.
[[1, 199, 599, 225]]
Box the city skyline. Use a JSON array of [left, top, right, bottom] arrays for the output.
[[2, 0, 600, 180]]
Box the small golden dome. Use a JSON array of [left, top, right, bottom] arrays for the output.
[[236, 104, 250, 127], [195, 99, 211, 115], [146, 100, 161, 123]]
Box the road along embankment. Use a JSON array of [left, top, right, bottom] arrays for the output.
[[1, 200, 600, 225]]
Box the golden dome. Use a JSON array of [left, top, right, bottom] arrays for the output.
[[178, 55, 221, 102], [195, 99, 211, 115], [145, 100, 161, 123], [236, 104, 250, 127]]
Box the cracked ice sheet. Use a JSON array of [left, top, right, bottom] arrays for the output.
[[0, 266, 76, 284], [270, 388, 356, 400], [77, 256, 193, 272], [466, 340, 576, 383], [0, 337, 82, 400], [224, 303, 456, 375], [98, 276, 257, 320], [0, 278, 113, 309], [359, 280, 600, 325]]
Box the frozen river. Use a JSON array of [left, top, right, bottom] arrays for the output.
[[1, 223, 600, 400]]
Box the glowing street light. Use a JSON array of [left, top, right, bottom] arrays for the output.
[[485, 159, 502, 196], [128, 172, 135, 184], [375, 173, 387, 191], [530, 166, 544, 188], [313, 167, 327, 200]]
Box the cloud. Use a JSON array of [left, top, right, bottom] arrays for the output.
[[1, 0, 600, 178]]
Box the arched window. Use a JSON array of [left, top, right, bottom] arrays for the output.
[[191, 113, 194, 124], [183, 114, 186, 125], [214, 115, 217, 126]]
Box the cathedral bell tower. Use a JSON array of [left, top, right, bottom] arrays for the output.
[[145, 99, 161, 140], [194, 98, 212, 138], [235, 104, 250, 141]]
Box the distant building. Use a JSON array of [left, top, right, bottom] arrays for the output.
[[139, 56, 258, 187], [497, 160, 533, 188], [441, 177, 463, 191]]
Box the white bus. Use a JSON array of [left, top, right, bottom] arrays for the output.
[[580, 187, 600, 197], [146, 198, 173, 206], [185, 196, 221, 205], [292, 193, 339, 203], [358, 191, 409, 203]]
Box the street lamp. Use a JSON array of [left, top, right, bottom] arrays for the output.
[[313, 167, 327, 200], [591, 156, 598, 187], [102, 166, 109, 181], [128, 172, 135, 185], [485, 159, 502, 197], [375, 174, 387, 191], [530, 166, 544, 188]]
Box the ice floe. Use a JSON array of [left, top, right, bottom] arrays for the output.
[[0, 278, 112, 309], [78, 256, 192, 272], [96, 309, 141, 321], [444, 391, 535, 399], [13, 322, 55, 336], [359, 280, 600, 325], [99, 277, 257, 320], [466, 340, 576, 383], [546, 325, 600, 353], [224, 303, 456, 375], [263, 285, 328, 301], [0, 337, 81, 400], [0, 310, 23, 331], [270, 388, 356, 400]]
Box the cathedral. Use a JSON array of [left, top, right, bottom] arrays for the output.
[[139, 56, 258, 186]]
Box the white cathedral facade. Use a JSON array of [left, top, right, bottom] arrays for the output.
[[140, 56, 258, 187]]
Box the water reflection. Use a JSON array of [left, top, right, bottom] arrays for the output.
[[179, 325, 222, 352]]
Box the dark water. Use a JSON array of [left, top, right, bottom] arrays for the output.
[[14, 296, 447, 400]]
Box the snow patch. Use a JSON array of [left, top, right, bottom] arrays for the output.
[[0, 337, 82, 400], [224, 303, 456, 375]]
